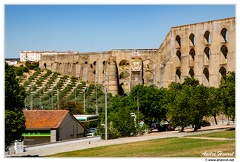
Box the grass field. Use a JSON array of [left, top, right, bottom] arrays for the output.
[[48, 130, 235, 157], [186, 129, 235, 138]]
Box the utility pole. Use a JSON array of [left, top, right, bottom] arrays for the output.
[[105, 85, 108, 140], [30, 92, 33, 110], [137, 90, 139, 124], [95, 60, 98, 114], [84, 91, 86, 112], [74, 87, 76, 104], [52, 90, 53, 110], [57, 89, 59, 110], [40, 95, 42, 109]]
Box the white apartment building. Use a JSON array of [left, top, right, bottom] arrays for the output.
[[20, 51, 76, 62], [20, 51, 42, 62]]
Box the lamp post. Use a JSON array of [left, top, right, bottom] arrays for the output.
[[84, 90, 86, 112], [105, 85, 108, 140], [30, 92, 33, 110], [52, 89, 59, 110], [57, 89, 59, 110], [74, 87, 76, 104], [95, 60, 99, 114], [137, 90, 139, 125], [74, 83, 82, 105]]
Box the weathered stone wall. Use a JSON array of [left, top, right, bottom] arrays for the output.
[[157, 17, 235, 88], [39, 17, 235, 95]]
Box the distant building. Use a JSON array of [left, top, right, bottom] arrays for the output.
[[20, 51, 42, 62], [5, 58, 20, 65], [20, 50, 78, 62], [22, 110, 88, 145]]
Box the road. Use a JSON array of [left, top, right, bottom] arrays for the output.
[[6, 124, 235, 157]]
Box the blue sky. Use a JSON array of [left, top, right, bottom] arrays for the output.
[[4, 5, 235, 58]]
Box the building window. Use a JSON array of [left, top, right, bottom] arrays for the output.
[[176, 69, 181, 80], [203, 68, 209, 82], [189, 33, 196, 46], [219, 67, 226, 76], [175, 35, 181, 48], [204, 47, 211, 59], [221, 28, 228, 42], [189, 48, 195, 60], [189, 69, 194, 78], [204, 31, 211, 44], [176, 50, 181, 61], [221, 45, 228, 59]]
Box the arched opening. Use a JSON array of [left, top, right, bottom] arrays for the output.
[[204, 31, 211, 44], [221, 45, 228, 59], [189, 48, 195, 60], [93, 61, 96, 65], [44, 63, 46, 69], [143, 59, 153, 70], [219, 67, 227, 76], [189, 69, 194, 78], [119, 60, 130, 66], [203, 68, 209, 82], [175, 35, 181, 47], [219, 67, 227, 83], [204, 47, 211, 59], [221, 28, 228, 42], [176, 69, 181, 79], [119, 71, 130, 79], [120, 81, 130, 95], [84, 61, 88, 64], [189, 33, 196, 46], [143, 71, 153, 85], [176, 50, 181, 61]]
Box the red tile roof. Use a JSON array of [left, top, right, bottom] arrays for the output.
[[23, 110, 69, 129]]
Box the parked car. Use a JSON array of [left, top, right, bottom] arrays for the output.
[[158, 123, 175, 132], [88, 128, 97, 133], [201, 120, 211, 127], [151, 121, 175, 132], [87, 132, 95, 137]]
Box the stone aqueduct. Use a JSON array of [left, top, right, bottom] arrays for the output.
[[39, 17, 235, 95]]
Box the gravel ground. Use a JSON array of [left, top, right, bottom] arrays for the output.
[[6, 124, 235, 157]]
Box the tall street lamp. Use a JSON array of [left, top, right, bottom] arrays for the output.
[[105, 85, 108, 140], [52, 89, 59, 110]]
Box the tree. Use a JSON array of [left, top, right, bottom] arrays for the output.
[[166, 82, 191, 132], [130, 85, 168, 126], [166, 77, 211, 131], [58, 98, 84, 114], [207, 87, 222, 125], [5, 63, 26, 150], [219, 71, 235, 123], [107, 95, 136, 136]]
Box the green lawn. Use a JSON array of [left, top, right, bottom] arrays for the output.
[[186, 129, 235, 138], [48, 130, 235, 157]]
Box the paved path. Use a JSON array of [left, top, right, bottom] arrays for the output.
[[6, 124, 235, 157]]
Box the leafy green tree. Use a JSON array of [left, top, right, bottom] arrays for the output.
[[58, 98, 84, 114], [108, 95, 136, 136], [130, 85, 168, 126], [190, 85, 211, 131], [166, 77, 211, 131], [5, 63, 26, 150], [25, 61, 39, 70], [219, 71, 235, 123], [207, 87, 222, 125]]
